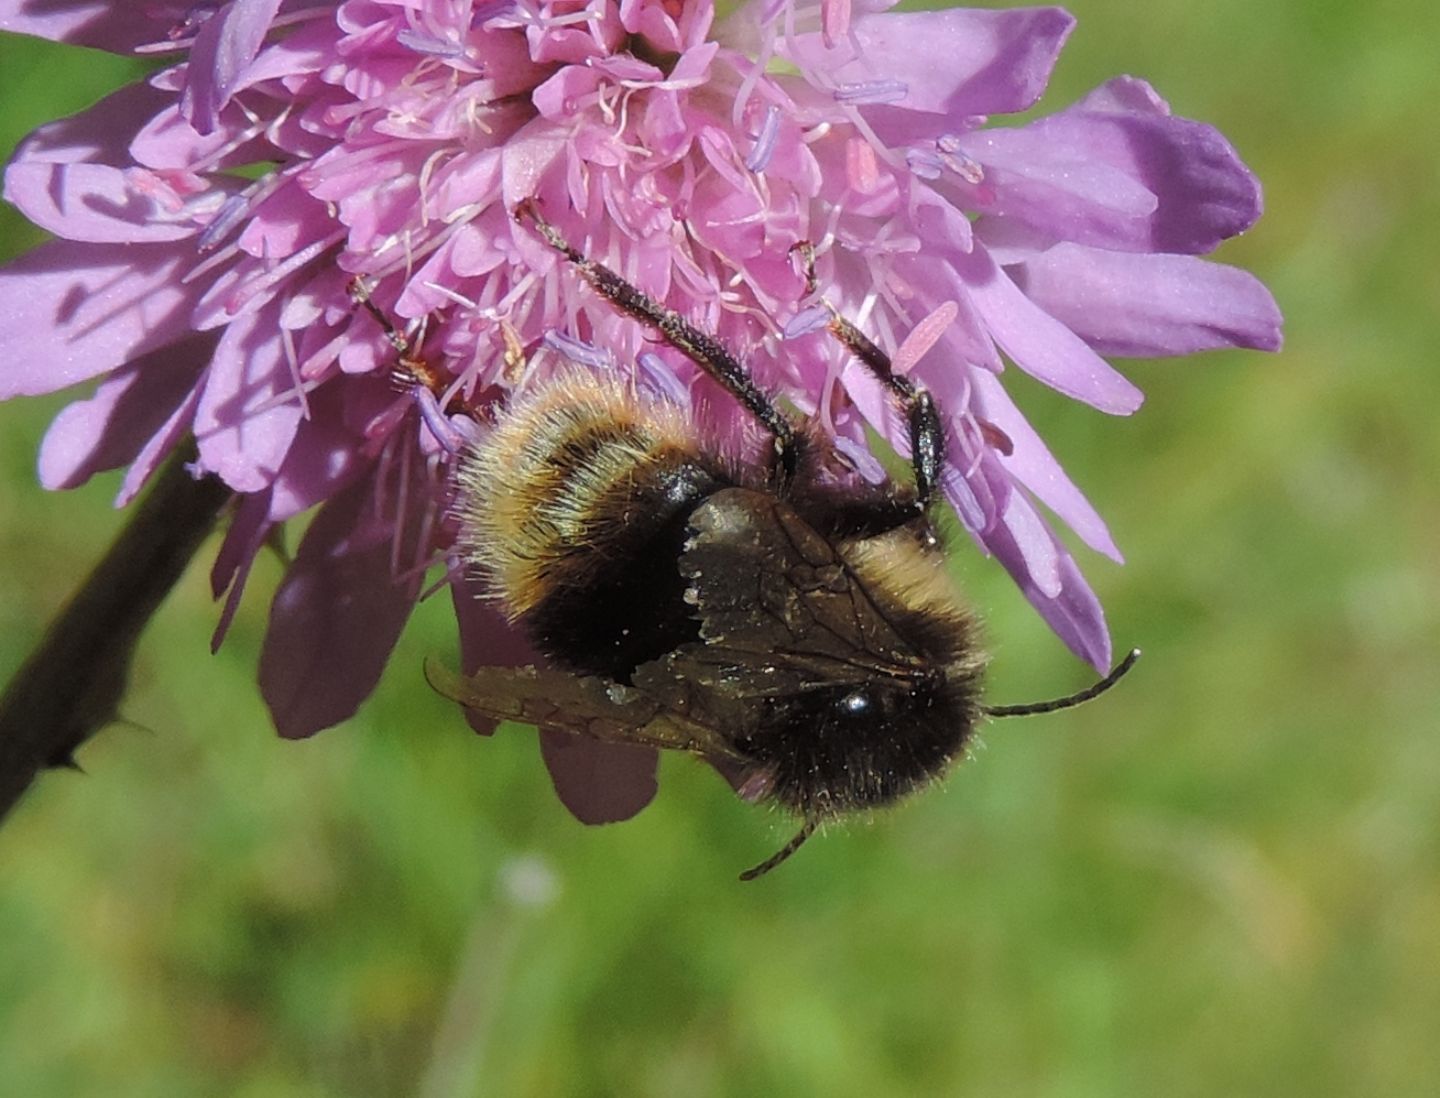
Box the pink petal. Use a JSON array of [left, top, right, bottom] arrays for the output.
[[981, 474, 1112, 671], [658, 41, 718, 90], [940, 452, 991, 537], [235, 180, 327, 258], [259, 469, 421, 739], [212, 489, 270, 600], [1002, 77, 1264, 254], [538, 731, 659, 825], [4, 162, 203, 243], [888, 252, 1003, 372], [264, 379, 390, 521], [210, 489, 272, 652], [193, 297, 304, 492], [180, 0, 284, 134], [1011, 244, 1284, 357], [409, 146, 505, 228], [451, 574, 540, 737], [499, 129, 576, 246], [956, 245, 1144, 414], [968, 369, 1121, 562], [116, 377, 206, 506], [532, 65, 603, 121], [0, 238, 200, 398], [37, 333, 211, 489], [0, 2, 192, 52], [1076, 74, 1171, 116], [954, 125, 1160, 248], [620, 0, 712, 53], [229, 15, 335, 89], [525, 0, 625, 66], [129, 102, 260, 173], [785, 7, 1073, 119]]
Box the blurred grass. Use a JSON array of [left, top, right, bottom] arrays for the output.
[[2, 2, 1439, 1095]]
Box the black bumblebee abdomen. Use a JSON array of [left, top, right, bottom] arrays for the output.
[[458, 372, 729, 681], [524, 462, 724, 680]]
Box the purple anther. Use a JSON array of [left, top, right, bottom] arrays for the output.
[[833, 80, 908, 105], [783, 305, 832, 340], [905, 148, 944, 180], [832, 435, 887, 485], [397, 29, 466, 57], [744, 105, 780, 173], [543, 329, 612, 370], [412, 385, 474, 455], [197, 193, 250, 252], [636, 351, 693, 410]]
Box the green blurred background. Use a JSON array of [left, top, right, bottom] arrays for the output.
[[2, 1, 1437, 1094]]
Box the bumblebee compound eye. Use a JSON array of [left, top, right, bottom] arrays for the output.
[[837, 688, 873, 718]]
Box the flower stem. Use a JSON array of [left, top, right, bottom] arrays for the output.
[[0, 444, 230, 821]]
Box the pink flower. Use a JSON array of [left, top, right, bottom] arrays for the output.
[[0, 1, 1281, 822]]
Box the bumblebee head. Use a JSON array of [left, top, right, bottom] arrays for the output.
[[739, 656, 984, 819]]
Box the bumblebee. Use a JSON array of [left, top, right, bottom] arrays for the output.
[[425, 202, 1137, 879]]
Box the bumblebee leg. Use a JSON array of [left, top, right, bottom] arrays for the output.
[[348, 278, 482, 454], [790, 243, 946, 511], [516, 200, 801, 483], [347, 276, 413, 357]]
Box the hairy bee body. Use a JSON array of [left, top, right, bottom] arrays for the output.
[[457, 370, 987, 821], [457, 372, 728, 680], [425, 203, 1135, 878]]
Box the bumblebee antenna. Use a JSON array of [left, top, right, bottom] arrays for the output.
[[983, 648, 1141, 718], [739, 818, 818, 881]]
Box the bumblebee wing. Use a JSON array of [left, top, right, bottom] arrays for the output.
[[676, 487, 922, 684], [423, 656, 740, 760]]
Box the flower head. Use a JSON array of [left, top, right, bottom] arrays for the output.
[[0, 0, 1281, 822]]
